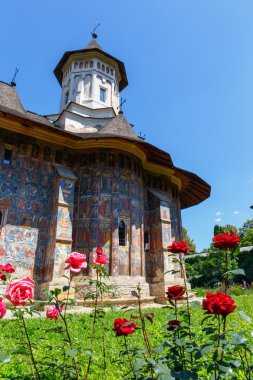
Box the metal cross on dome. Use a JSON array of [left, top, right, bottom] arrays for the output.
[[117, 98, 126, 114], [91, 18, 100, 39]]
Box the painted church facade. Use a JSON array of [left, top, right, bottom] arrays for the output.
[[0, 35, 210, 301]]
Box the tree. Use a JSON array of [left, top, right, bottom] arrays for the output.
[[182, 227, 196, 253], [239, 219, 253, 247]]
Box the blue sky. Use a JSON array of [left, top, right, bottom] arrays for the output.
[[1, 0, 253, 250]]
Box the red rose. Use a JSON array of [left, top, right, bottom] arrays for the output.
[[167, 320, 180, 331], [96, 247, 103, 255], [166, 286, 186, 300], [213, 232, 240, 250], [5, 276, 34, 306], [0, 297, 6, 319], [0, 263, 15, 281], [113, 318, 137, 337], [202, 291, 236, 317], [0, 263, 15, 273], [46, 304, 63, 321], [167, 241, 189, 254], [65, 252, 87, 273], [0, 273, 7, 281], [93, 253, 109, 266]]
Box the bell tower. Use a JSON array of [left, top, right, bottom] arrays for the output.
[[54, 34, 128, 115]]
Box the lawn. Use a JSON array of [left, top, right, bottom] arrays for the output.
[[0, 293, 252, 380]]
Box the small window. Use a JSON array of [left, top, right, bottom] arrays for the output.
[[100, 88, 106, 102], [55, 150, 63, 164], [101, 64, 105, 72], [0, 210, 3, 227], [106, 67, 109, 74], [79, 62, 83, 69], [74, 62, 78, 69], [90, 61, 94, 68], [110, 68, 113, 75], [119, 220, 126, 246], [85, 61, 88, 68], [2, 149, 13, 164], [97, 62, 101, 69], [119, 154, 124, 169]]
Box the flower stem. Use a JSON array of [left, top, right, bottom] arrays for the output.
[[21, 315, 40, 380], [60, 274, 79, 380], [85, 271, 99, 380], [124, 336, 135, 378], [99, 272, 107, 380]]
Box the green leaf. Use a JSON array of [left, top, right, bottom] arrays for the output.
[[133, 358, 146, 373], [54, 288, 62, 297], [200, 344, 214, 356], [65, 348, 78, 358], [153, 363, 173, 377], [238, 310, 252, 324], [0, 352, 12, 364], [190, 301, 201, 308], [224, 269, 245, 276], [175, 338, 185, 347], [63, 285, 70, 292]]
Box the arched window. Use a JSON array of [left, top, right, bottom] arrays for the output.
[[79, 62, 83, 69], [43, 147, 51, 162], [119, 220, 126, 246], [101, 64, 105, 72], [106, 66, 109, 74], [55, 150, 63, 164], [110, 68, 113, 75], [31, 144, 39, 159], [97, 61, 101, 69], [74, 62, 78, 69], [90, 61, 94, 68], [85, 61, 88, 68]]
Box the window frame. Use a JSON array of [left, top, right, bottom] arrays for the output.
[[100, 87, 106, 103]]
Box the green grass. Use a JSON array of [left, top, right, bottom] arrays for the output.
[[0, 293, 253, 379]]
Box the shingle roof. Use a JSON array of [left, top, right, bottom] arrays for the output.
[[99, 113, 139, 139], [85, 37, 103, 50], [0, 81, 52, 127]]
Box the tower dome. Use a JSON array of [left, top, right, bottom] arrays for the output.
[[54, 35, 128, 114]]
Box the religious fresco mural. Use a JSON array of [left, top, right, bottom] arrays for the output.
[[56, 206, 73, 240], [0, 155, 56, 280]]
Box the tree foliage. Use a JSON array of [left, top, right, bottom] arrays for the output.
[[182, 227, 196, 253], [239, 219, 253, 247]]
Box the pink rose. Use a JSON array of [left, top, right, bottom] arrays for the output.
[[46, 304, 63, 321], [93, 254, 109, 266], [0, 297, 6, 318], [5, 276, 34, 306], [65, 252, 87, 273]]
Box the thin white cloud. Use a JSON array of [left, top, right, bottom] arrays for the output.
[[233, 211, 240, 215], [215, 217, 222, 223], [215, 211, 224, 216]]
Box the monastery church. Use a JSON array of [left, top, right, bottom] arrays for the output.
[[0, 33, 210, 300]]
